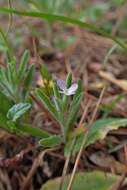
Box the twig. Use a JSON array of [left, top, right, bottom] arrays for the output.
[[67, 87, 106, 190], [0, 144, 33, 168], [78, 99, 92, 128], [59, 139, 75, 190], [108, 140, 127, 154], [103, 44, 117, 67], [22, 147, 58, 190], [110, 143, 127, 190], [109, 173, 127, 190]]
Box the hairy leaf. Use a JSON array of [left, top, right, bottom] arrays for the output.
[[65, 93, 83, 134], [7, 103, 31, 122], [18, 50, 29, 81], [36, 89, 59, 121], [23, 64, 35, 99]]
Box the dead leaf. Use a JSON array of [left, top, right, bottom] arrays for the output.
[[99, 71, 127, 92], [89, 151, 127, 174]]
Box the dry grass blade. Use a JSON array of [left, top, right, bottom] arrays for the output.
[[99, 71, 127, 92], [59, 99, 92, 190], [22, 147, 58, 190], [109, 173, 127, 190], [67, 87, 106, 190]]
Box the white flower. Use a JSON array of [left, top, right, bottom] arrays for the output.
[[57, 79, 78, 96]]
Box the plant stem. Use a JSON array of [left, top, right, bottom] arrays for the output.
[[0, 26, 14, 61], [6, 0, 13, 35], [103, 44, 117, 67], [60, 98, 92, 190], [67, 87, 106, 190]]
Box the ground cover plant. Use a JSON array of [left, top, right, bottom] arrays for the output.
[[0, 0, 127, 190]]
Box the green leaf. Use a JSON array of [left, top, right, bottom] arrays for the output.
[[66, 93, 83, 134], [0, 113, 9, 129], [0, 113, 18, 133], [53, 83, 62, 112], [53, 83, 61, 100], [0, 113, 50, 139], [40, 64, 52, 81], [64, 137, 76, 156], [0, 80, 15, 101], [0, 26, 14, 61], [72, 118, 127, 156], [18, 50, 29, 81], [19, 123, 50, 138], [0, 66, 14, 93], [7, 103, 31, 122], [87, 118, 127, 146], [0, 8, 126, 50], [40, 64, 53, 96], [23, 64, 35, 99], [36, 89, 59, 121], [39, 135, 63, 147], [7, 120, 18, 133], [6, 60, 17, 85], [66, 73, 72, 88], [0, 92, 12, 114], [62, 73, 72, 111], [73, 79, 82, 101], [41, 171, 122, 190]]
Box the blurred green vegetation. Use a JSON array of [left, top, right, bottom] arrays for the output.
[[0, 0, 127, 52]]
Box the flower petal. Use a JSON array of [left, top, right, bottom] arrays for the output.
[[66, 83, 78, 95], [57, 79, 66, 91]]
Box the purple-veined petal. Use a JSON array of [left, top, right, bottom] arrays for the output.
[[66, 83, 78, 95], [57, 79, 66, 91]]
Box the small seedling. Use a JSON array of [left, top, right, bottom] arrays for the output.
[[36, 72, 83, 146]]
